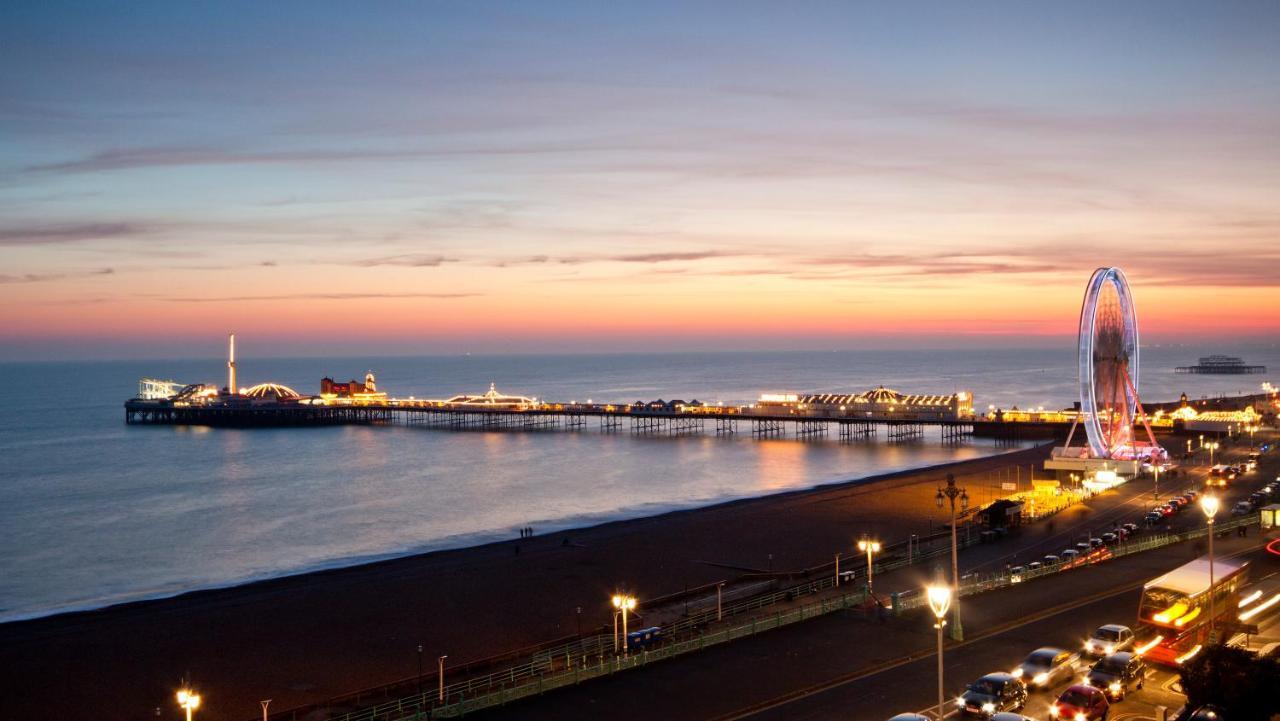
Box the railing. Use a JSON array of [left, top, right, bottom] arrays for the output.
[[318, 529, 984, 721], [317, 512, 1259, 720]]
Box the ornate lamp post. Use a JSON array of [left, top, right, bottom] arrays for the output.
[[1201, 495, 1220, 639], [612, 594, 637, 657], [176, 688, 201, 721], [857, 537, 881, 595], [936, 473, 969, 640], [927, 584, 952, 721]]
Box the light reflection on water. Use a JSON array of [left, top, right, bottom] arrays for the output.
[[0, 346, 1273, 622]]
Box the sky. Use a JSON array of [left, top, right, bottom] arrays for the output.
[[2, 1, 1278, 360]]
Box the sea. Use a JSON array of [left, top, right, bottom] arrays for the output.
[[1, 345, 1276, 624]]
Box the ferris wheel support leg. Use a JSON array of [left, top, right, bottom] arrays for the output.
[[1123, 368, 1161, 452]]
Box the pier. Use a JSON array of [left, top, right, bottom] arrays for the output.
[[125, 391, 981, 442]]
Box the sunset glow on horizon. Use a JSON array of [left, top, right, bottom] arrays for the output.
[[3, 2, 1278, 359]]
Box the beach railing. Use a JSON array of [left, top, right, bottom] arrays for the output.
[[316, 528, 985, 721], [364, 515, 1259, 720]]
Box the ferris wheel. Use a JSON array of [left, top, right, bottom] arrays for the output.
[[1077, 267, 1142, 459]]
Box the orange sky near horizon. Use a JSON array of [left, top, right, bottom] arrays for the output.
[[3, 3, 1279, 358]]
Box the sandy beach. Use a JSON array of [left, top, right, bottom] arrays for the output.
[[0, 444, 1051, 721]]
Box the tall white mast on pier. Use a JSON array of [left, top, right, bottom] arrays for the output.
[[228, 332, 237, 394]]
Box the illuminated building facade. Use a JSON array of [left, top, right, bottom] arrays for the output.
[[756, 386, 974, 421]]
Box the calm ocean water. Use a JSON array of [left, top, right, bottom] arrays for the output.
[[1, 346, 1275, 623]]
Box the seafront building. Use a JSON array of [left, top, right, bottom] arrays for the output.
[[754, 386, 973, 421]]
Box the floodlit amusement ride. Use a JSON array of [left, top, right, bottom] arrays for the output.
[[1059, 267, 1165, 465]]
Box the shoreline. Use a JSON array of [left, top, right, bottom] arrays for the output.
[[0, 443, 1053, 721], [0, 440, 1044, 632], [0, 441, 1038, 628]]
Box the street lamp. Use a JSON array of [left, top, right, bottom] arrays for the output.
[[927, 584, 952, 721], [857, 537, 881, 595], [438, 655, 447, 703], [1209, 441, 1219, 466], [1153, 462, 1161, 501], [935, 473, 969, 640], [260, 700, 271, 721], [416, 644, 423, 699], [1201, 495, 1220, 639], [176, 688, 201, 721], [612, 593, 637, 657]]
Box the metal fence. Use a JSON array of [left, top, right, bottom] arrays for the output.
[[328, 514, 1258, 720]]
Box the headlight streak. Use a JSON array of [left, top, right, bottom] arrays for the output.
[[1239, 592, 1280, 622], [1175, 644, 1203, 664], [1134, 635, 1164, 655]]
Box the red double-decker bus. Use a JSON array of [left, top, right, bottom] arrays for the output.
[[1135, 556, 1247, 666]]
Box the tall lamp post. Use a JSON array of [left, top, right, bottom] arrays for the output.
[[612, 594, 637, 657], [936, 473, 969, 640], [1201, 495, 1220, 640], [927, 584, 952, 721], [416, 644, 423, 698], [438, 655, 447, 703], [1209, 441, 1219, 467], [176, 688, 201, 721], [1153, 463, 1161, 502], [857, 537, 881, 595]]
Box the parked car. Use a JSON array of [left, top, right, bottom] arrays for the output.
[[958, 672, 1028, 717], [1013, 647, 1077, 690], [1144, 511, 1163, 524], [1084, 624, 1134, 657], [1061, 549, 1081, 563], [1186, 705, 1224, 721], [989, 715, 1035, 721], [886, 715, 931, 721], [1101, 532, 1118, 545], [1048, 684, 1110, 720], [1027, 561, 1042, 571], [1089, 537, 1105, 549], [1122, 522, 1139, 535], [1085, 651, 1145, 700], [1043, 554, 1061, 566], [1233, 500, 1254, 516]]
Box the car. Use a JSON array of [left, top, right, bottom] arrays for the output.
[[1184, 489, 1199, 500], [1075, 541, 1092, 553], [1084, 624, 1134, 657], [1028, 561, 1043, 571], [1061, 549, 1081, 562], [1246, 459, 1259, 471], [1122, 522, 1139, 534], [989, 715, 1035, 721], [1101, 533, 1118, 545], [958, 672, 1028, 717], [1186, 705, 1224, 721], [886, 715, 931, 721], [1043, 554, 1061, 566], [1013, 647, 1077, 690], [1085, 651, 1145, 700], [1089, 537, 1104, 549], [1144, 512, 1162, 524], [1233, 500, 1253, 515], [1049, 684, 1110, 720]]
